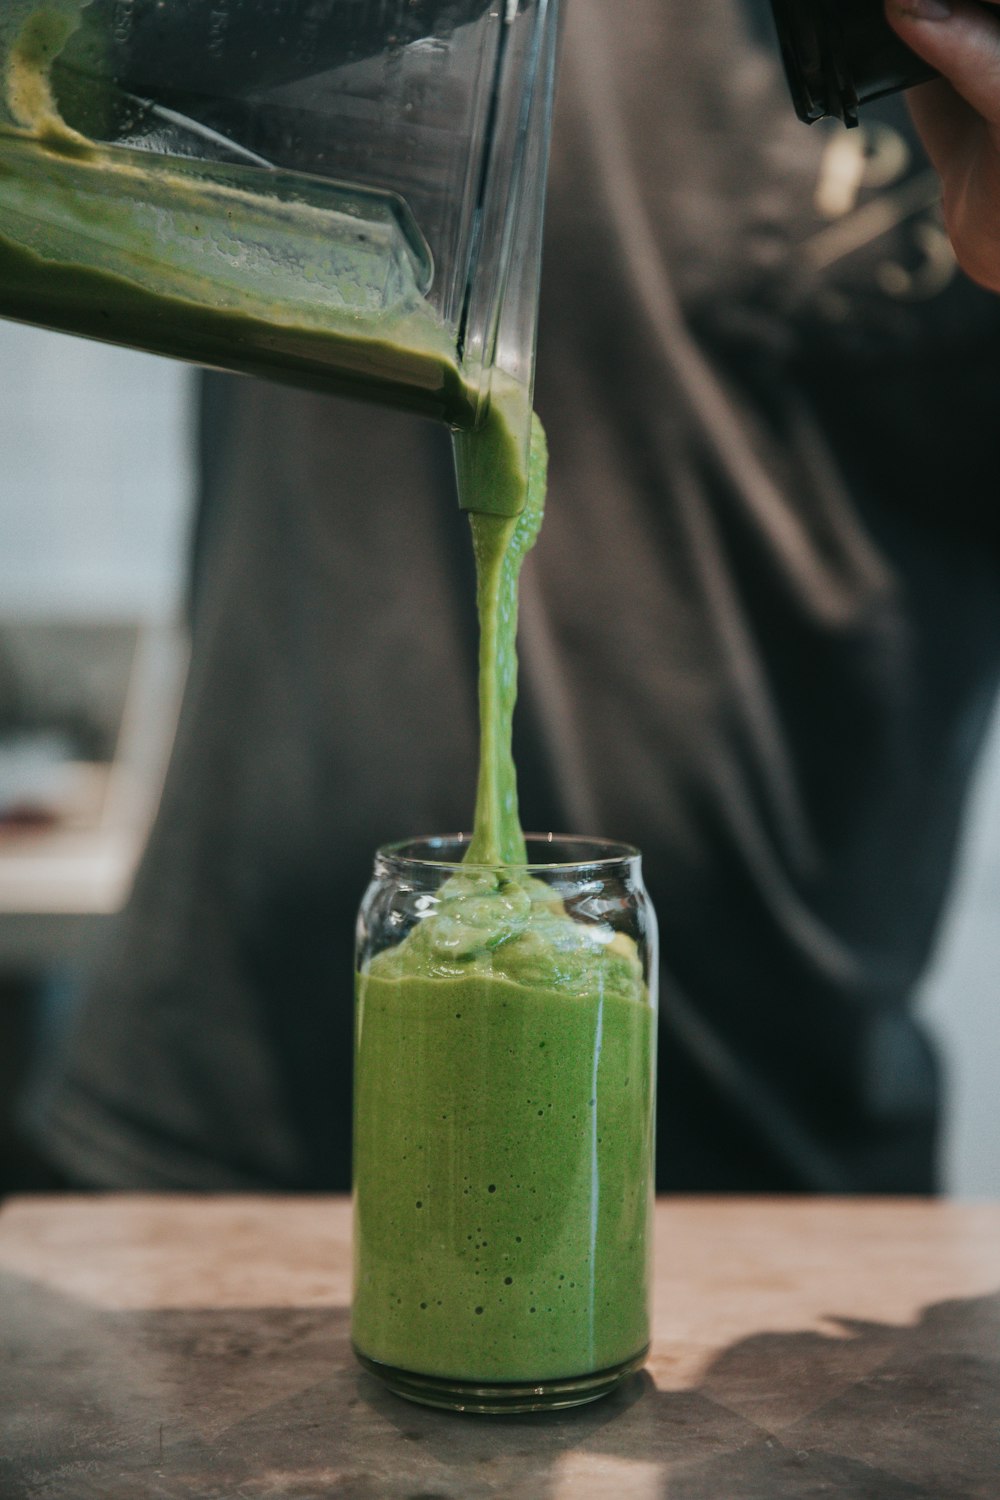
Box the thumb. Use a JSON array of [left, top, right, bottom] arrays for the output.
[[886, 0, 1000, 128]]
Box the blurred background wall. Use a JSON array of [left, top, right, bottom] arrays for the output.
[[0, 321, 997, 1196], [0, 323, 193, 621], [921, 735, 1000, 1197]]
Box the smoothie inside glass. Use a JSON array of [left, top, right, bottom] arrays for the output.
[[353, 835, 658, 1413]]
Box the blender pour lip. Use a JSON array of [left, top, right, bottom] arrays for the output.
[[453, 0, 559, 516]]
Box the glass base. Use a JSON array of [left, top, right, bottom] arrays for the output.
[[353, 1344, 650, 1414]]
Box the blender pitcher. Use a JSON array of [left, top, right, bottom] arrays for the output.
[[0, 0, 559, 507]]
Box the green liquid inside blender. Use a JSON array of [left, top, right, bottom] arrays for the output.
[[0, 4, 489, 419], [0, 124, 482, 421]]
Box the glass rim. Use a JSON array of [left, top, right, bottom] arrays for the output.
[[375, 832, 641, 873]]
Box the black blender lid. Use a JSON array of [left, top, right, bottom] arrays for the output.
[[769, 0, 937, 126]]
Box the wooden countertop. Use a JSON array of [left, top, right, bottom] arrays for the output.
[[1, 1196, 997, 1498]]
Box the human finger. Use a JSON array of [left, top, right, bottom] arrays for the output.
[[886, 0, 1000, 131], [904, 75, 978, 174]]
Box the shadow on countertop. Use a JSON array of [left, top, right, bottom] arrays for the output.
[[1, 1271, 998, 1500]]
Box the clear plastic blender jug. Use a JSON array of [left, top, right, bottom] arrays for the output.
[[0, 1, 558, 501]]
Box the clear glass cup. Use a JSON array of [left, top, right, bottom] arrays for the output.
[[0, 1, 558, 469], [352, 834, 658, 1414]]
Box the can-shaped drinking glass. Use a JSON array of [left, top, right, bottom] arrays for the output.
[[352, 834, 658, 1414]]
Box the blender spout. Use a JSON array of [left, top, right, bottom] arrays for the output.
[[455, 0, 560, 517]]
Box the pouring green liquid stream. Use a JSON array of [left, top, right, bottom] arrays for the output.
[[457, 411, 546, 865]]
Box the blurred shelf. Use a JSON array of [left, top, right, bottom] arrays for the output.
[[0, 619, 187, 967]]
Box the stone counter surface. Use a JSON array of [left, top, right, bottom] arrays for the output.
[[0, 1196, 997, 1498]]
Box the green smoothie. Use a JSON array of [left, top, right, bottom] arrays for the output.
[[0, 126, 479, 422], [353, 868, 655, 1384], [353, 418, 656, 1390]]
